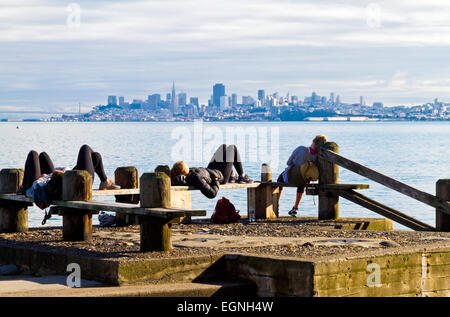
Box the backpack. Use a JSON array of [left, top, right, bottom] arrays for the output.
[[287, 148, 319, 186], [33, 182, 50, 210], [211, 197, 240, 224]]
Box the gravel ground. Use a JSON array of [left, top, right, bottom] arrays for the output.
[[1, 217, 450, 261]]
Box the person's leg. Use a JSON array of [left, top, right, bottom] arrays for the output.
[[293, 191, 304, 209], [207, 144, 230, 183], [23, 151, 41, 190], [38, 152, 55, 175], [91, 151, 108, 182], [227, 144, 244, 176], [277, 173, 283, 205], [289, 185, 305, 216], [73, 144, 96, 181]]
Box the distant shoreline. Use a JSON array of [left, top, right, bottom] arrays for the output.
[[1, 118, 449, 123]]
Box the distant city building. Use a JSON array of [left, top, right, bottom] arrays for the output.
[[108, 96, 117, 106], [147, 94, 161, 110], [360, 96, 366, 107], [242, 96, 255, 106], [258, 89, 265, 104], [231, 93, 238, 107], [373, 102, 383, 108], [220, 95, 229, 111], [118, 96, 125, 107], [170, 82, 178, 114], [178, 93, 187, 107], [189, 97, 199, 106], [330, 92, 335, 104], [213, 83, 226, 107]]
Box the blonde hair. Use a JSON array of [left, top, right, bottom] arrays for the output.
[[170, 161, 189, 180], [313, 135, 328, 146]]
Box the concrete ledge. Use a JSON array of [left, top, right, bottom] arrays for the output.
[[0, 243, 226, 286], [223, 245, 450, 297]]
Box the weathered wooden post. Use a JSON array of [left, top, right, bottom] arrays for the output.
[[115, 166, 139, 226], [140, 172, 172, 252], [318, 142, 339, 220], [62, 170, 94, 241], [157, 165, 192, 223], [248, 164, 279, 219], [155, 165, 171, 177], [0, 169, 28, 233], [436, 179, 450, 232]]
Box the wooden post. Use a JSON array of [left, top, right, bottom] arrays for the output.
[[261, 163, 272, 183], [114, 166, 139, 226], [318, 142, 339, 220], [436, 179, 450, 232], [0, 169, 28, 233], [155, 165, 171, 177], [62, 170, 93, 241], [139, 172, 172, 252], [248, 164, 279, 219]]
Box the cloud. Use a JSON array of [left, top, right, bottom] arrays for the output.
[[1, 0, 450, 110]]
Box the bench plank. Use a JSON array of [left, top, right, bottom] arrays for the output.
[[171, 182, 261, 191], [0, 193, 34, 203], [262, 182, 369, 190], [53, 200, 205, 218]]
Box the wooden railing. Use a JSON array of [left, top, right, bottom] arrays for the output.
[[319, 143, 450, 232]]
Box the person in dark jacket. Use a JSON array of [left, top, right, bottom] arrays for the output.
[[170, 144, 253, 199]]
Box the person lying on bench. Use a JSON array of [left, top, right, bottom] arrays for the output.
[[17, 144, 119, 198], [170, 144, 253, 199], [277, 135, 327, 217]]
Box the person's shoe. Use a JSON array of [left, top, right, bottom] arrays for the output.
[[16, 186, 26, 195], [238, 174, 254, 184], [228, 174, 237, 183], [99, 178, 120, 190], [288, 207, 298, 217]]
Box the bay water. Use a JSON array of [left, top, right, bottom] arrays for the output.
[[0, 121, 448, 230]]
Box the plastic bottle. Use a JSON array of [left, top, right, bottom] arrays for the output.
[[249, 209, 255, 223]]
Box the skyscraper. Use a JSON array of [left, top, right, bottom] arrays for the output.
[[360, 96, 365, 107], [107, 96, 117, 106], [220, 95, 229, 111], [170, 82, 178, 114], [178, 93, 187, 107], [213, 83, 226, 107], [189, 97, 199, 106], [330, 92, 335, 104], [231, 93, 237, 107], [118, 96, 125, 107], [258, 89, 265, 104]]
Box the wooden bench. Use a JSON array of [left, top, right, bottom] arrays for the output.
[[0, 169, 205, 251]]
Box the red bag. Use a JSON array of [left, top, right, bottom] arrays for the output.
[[211, 197, 240, 224]]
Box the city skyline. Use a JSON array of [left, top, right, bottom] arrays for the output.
[[2, 1, 450, 112]]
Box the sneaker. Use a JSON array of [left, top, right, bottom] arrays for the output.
[[228, 174, 237, 183], [238, 174, 254, 184], [99, 178, 120, 190], [288, 207, 298, 217]]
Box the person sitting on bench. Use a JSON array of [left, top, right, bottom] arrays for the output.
[[170, 144, 253, 198], [277, 135, 327, 217], [18, 144, 119, 196]]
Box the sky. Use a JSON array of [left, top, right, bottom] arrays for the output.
[[1, 0, 450, 112]]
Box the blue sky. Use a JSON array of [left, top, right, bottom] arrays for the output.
[[1, 0, 450, 112]]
